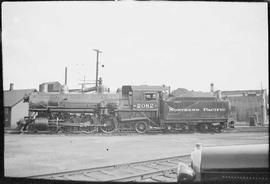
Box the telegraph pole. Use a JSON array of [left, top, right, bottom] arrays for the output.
[[65, 67, 67, 85], [93, 49, 103, 90]]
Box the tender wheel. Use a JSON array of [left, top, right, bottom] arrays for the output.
[[135, 121, 148, 134], [217, 127, 224, 133], [187, 125, 196, 132], [100, 118, 116, 133], [216, 123, 225, 133], [230, 121, 235, 128], [164, 124, 173, 133], [199, 123, 209, 132]]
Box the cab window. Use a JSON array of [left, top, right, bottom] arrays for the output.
[[144, 93, 156, 101]]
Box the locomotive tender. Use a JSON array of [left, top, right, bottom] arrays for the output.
[[23, 85, 232, 133]]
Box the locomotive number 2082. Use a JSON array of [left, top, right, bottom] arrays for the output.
[[135, 103, 155, 109]]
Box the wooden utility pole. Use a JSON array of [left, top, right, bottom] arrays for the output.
[[93, 49, 103, 91], [65, 67, 67, 85]]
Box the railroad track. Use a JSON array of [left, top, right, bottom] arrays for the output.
[[30, 155, 190, 182], [12, 126, 267, 136]]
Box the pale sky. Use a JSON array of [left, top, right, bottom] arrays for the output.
[[2, 1, 268, 92]]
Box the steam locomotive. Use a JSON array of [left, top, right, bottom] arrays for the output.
[[22, 85, 233, 133]]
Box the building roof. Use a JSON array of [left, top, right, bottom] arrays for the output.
[[171, 88, 215, 97], [4, 89, 36, 107], [39, 81, 61, 85], [221, 90, 265, 97], [131, 85, 167, 92], [221, 90, 264, 95]]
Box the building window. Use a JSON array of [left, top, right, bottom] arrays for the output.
[[4, 108, 9, 122]]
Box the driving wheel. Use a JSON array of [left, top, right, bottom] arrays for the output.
[[100, 118, 116, 133], [135, 121, 148, 134]]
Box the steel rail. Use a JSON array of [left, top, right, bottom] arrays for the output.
[[29, 154, 190, 182], [112, 167, 177, 182]]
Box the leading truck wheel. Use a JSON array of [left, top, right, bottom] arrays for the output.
[[135, 121, 148, 134], [100, 118, 116, 133], [27, 124, 37, 133]]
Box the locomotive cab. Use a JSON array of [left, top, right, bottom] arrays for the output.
[[120, 85, 164, 112], [116, 85, 167, 133]]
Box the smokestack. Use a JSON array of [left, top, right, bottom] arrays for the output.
[[65, 67, 67, 85], [9, 83, 14, 91], [210, 83, 214, 93]]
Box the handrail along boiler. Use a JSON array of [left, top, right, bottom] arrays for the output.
[[23, 85, 233, 133]]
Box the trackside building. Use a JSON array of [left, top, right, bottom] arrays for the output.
[[4, 85, 36, 128], [221, 89, 267, 125]]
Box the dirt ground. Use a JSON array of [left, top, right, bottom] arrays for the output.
[[4, 129, 269, 177]]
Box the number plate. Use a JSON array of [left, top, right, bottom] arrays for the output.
[[133, 103, 157, 109]]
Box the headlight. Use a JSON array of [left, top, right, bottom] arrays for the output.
[[177, 162, 195, 183], [177, 143, 202, 183]]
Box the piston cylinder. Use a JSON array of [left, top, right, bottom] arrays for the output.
[[34, 117, 49, 130]]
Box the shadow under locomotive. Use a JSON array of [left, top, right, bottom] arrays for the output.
[[19, 85, 235, 134]]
